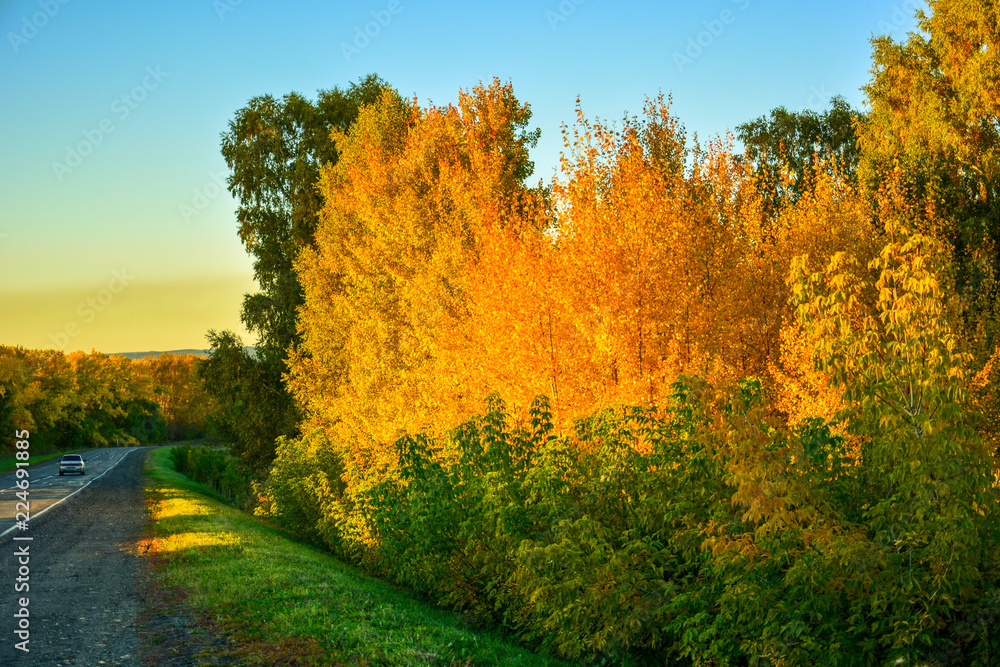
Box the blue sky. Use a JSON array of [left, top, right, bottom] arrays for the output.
[[0, 0, 923, 352]]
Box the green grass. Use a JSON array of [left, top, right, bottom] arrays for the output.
[[143, 446, 568, 666]]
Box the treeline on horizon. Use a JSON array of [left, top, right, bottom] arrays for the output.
[[0, 348, 213, 452], [98, 0, 1000, 662]]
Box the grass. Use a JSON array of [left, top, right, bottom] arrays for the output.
[[141, 446, 569, 666]]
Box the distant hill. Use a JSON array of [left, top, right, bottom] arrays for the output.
[[111, 349, 212, 359], [110, 347, 257, 360]]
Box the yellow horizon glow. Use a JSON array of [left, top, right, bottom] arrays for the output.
[[0, 272, 258, 354]]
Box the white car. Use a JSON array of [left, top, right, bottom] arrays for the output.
[[58, 454, 86, 476]]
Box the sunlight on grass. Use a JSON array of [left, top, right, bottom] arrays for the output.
[[154, 493, 214, 520], [154, 530, 243, 553], [143, 446, 566, 666]]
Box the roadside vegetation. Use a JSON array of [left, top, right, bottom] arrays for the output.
[[190, 1, 1000, 661], [168, 442, 254, 508], [143, 446, 569, 666]]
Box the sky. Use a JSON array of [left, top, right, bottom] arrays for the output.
[[0, 0, 924, 354]]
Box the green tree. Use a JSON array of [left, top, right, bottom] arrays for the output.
[[198, 330, 297, 468], [221, 73, 390, 352], [791, 210, 1000, 662], [16, 349, 79, 450], [0, 347, 167, 452], [737, 95, 865, 213], [211, 74, 392, 464]]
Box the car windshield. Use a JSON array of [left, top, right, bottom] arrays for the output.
[[62, 455, 82, 462]]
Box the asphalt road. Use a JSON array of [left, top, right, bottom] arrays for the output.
[[0, 447, 151, 665], [0, 445, 246, 666], [0, 447, 142, 542]]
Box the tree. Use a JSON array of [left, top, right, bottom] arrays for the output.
[[221, 74, 389, 352], [14, 349, 79, 450], [211, 74, 391, 464], [790, 191, 999, 661], [858, 0, 1000, 354], [737, 95, 866, 214], [289, 79, 544, 482], [0, 347, 167, 452], [135, 353, 214, 440], [0, 347, 34, 447], [198, 330, 296, 468]]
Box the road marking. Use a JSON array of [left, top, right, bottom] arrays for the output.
[[0, 449, 140, 540], [1, 474, 58, 491]]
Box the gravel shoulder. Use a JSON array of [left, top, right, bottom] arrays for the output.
[[0, 447, 236, 666]]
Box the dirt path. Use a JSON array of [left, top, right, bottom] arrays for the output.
[[0, 448, 237, 666]]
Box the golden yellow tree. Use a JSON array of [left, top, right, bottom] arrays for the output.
[[290, 79, 544, 482]]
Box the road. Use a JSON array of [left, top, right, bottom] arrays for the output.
[[0, 447, 141, 541], [0, 446, 241, 665], [0, 447, 151, 665]]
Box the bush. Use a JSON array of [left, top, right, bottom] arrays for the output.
[[253, 430, 352, 556], [334, 378, 1000, 664], [169, 444, 253, 507], [245, 374, 1000, 664], [357, 382, 736, 661]]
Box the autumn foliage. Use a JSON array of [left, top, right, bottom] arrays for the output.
[[0, 348, 212, 453], [288, 80, 868, 476]]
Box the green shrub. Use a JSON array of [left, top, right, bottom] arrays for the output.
[[169, 443, 253, 507], [254, 377, 1000, 664], [253, 430, 351, 555]]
